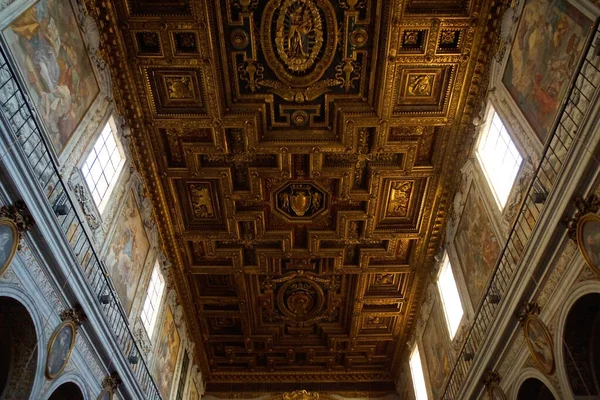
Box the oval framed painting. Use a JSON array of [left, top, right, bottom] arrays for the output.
[[97, 387, 113, 400], [576, 213, 600, 274], [487, 383, 508, 400], [0, 218, 19, 276], [45, 320, 77, 379], [523, 315, 555, 375]]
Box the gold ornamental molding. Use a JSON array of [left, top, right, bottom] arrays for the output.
[[85, 0, 509, 390]]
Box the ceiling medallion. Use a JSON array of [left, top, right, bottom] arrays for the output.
[[262, 271, 341, 326], [274, 182, 327, 219], [261, 0, 338, 87], [279, 278, 323, 320]]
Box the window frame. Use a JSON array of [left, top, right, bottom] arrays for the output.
[[80, 115, 126, 214], [437, 252, 464, 340], [475, 105, 523, 210], [409, 344, 429, 400], [140, 261, 166, 340]]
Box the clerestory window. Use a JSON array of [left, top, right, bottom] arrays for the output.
[[81, 117, 125, 213], [476, 108, 523, 209], [437, 253, 464, 339], [410, 345, 429, 400], [140, 263, 165, 338]]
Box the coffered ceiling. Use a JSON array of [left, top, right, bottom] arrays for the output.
[[86, 0, 503, 393]]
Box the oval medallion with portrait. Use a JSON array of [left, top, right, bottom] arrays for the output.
[[576, 213, 600, 275], [523, 315, 555, 375], [46, 320, 77, 379], [0, 218, 18, 277]]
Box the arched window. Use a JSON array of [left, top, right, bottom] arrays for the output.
[[563, 293, 600, 398], [516, 378, 556, 400], [0, 296, 38, 399]]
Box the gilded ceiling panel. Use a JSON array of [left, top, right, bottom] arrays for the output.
[[87, 0, 506, 392]]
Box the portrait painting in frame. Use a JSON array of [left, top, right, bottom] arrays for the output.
[[97, 388, 113, 400], [0, 218, 19, 276], [153, 306, 181, 399], [45, 320, 77, 379], [3, 0, 100, 156], [523, 315, 555, 375], [576, 213, 600, 275], [502, 0, 593, 142], [488, 383, 508, 400], [454, 185, 501, 307], [422, 301, 450, 398], [104, 190, 150, 315]]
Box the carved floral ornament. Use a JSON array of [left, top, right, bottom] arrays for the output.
[[282, 390, 319, 400], [482, 371, 508, 400]]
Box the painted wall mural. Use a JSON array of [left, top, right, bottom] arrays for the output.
[[154, 306, 180, 399], [4, 0, 100, 155], [105, 190, 150, 314], [502, 0, 592, 141], [454, 186, 501, 307], [422, 302, 450, 398]]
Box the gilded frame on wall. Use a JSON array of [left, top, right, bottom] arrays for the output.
[[45, 320, 77, 379], [0, 218, 19, 276], [523, 315, 555, 375], [576, 213, 600, 275], [97, 387, 113, 400], [487, 383, 508, 400]]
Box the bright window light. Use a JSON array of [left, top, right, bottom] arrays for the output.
[[81, 117, 125, 212], [437, 253, 464, 339], [476, 109, 522, 209], [410, 345, 429, 400], [140, 263, 165, 338]]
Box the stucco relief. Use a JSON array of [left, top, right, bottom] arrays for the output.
[[414, 283, 437, 340], [0, 263, 18, 284], [18, 244, 62, 311], [74, 334, 105, 382], [190, 364, 205, 395], [536, 241, 577, 308]]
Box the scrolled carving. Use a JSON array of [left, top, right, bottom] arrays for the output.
[[101, 371, 122, 391], [283, 390, 319, 400], [73, 183, 100, 230], [60, 305, 87, 328], [516, 301, 541, 324], [563, 194, 600, 240], [0, 201, 34, 238]]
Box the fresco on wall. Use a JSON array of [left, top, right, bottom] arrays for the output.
[[454, 186, 501, 307], [154, 306, 181, 399], [105, 190, 150, 314], [502, 0, 592, 141], [422, 302, 450, 398], [4, 0, 99, 155]]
